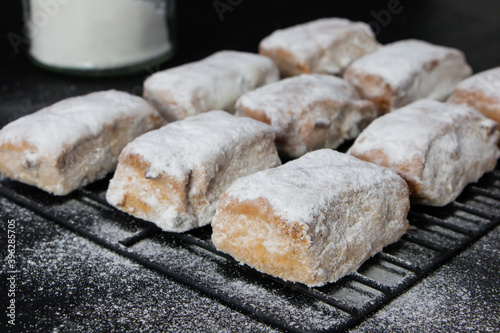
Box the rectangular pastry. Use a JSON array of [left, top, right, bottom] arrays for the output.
[[0, 90, 164, 195], [106, 111, 281, 232], [212, 149, 410, 287], [448, 67, 500, 124], [344, 39, 472, 113], [259, 18, 380, 77], [235, 74, 378, 158], [143, 50, 279, 121], [348, 100, 500, 206]]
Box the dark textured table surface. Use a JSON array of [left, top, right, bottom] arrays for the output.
[[1, 1, 499, 332]]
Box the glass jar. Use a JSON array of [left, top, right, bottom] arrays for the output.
[[22, 0, 176, 76]]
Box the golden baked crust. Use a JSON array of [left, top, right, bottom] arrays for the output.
[[106, 111, 281, 232], [348, 100, 500, 206], [449, 90, 500, 124], [235, 74, 378, 158], [342, 72, 394, 113], [213, 196, 319, 285], [212, 150, 410, 287], [143, 51, 279, 121], [344, 40, 472, 113], [0, 90, 164, 195], [448, 67, 500, 124], [259, 18, 379, 77]]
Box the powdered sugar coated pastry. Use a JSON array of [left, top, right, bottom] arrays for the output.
[[448, 67, 500, 124], [259, 18, 380, 77], [106, 111, 281, 232], [235, 74, 378, 157], [212, 149, 410, 287], [0, 90, 164, 195], [143, 51, 279, 121], [348, 100, 500, 206], [344, 39, 472, 113]]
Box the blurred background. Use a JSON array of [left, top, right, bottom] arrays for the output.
[[0, 0, 499, 124]]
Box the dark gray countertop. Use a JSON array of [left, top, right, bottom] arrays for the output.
[[351, 225, 500, 332], [0, 196, 279, 332], [1, 1, 499, 332], [2, 193, 498, 332]]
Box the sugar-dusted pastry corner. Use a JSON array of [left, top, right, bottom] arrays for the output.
[[348, 100, 500, 206], [259, 18, 380, 77], [106, 111, 281, 232], [212, 149, 410, 287], [0, 90, 164, 195], [143, 50, 279, 121], [235, 74, 378, 158], [448, 66, 500, 124], [344, 39, 472, 113]]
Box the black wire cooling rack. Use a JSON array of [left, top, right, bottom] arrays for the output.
[[1, 166, 499, 332]]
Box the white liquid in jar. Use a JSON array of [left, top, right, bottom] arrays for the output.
[[27, 0, 172, 70]]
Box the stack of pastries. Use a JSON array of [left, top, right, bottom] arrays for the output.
[[1, 18, 499, 287]]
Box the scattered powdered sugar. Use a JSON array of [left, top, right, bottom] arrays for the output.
[[1, 197, 278, 332], [0, 90, 159, 158], [131, 237, 350, 332], [351, 225, 500, 332], [3, 168, 499, 331], [50, 196, 145, 243]]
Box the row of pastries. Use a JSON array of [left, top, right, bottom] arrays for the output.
[[1, 18, 499, 287]]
